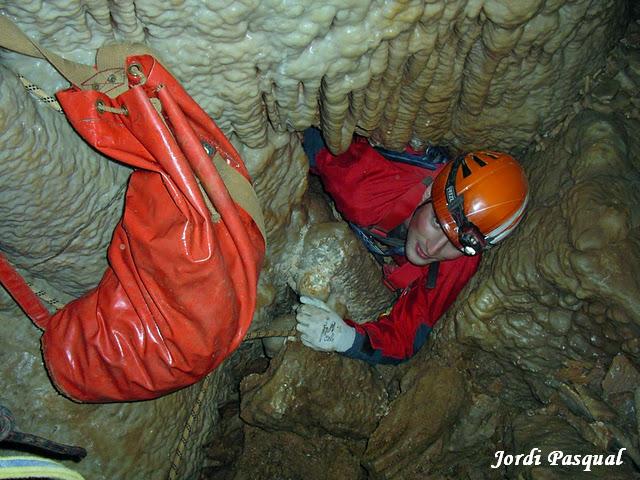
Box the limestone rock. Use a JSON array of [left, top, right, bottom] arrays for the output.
[[363, 366, 466, 479], [378, 392, 507, 480], [294, 220, 395, 324], [602, 354, 640, 398], [0, 67, 128, 297], [510, 413, 636, 479], [448, 394, 503, 451], [201, 402, 245, 478], [549, 381, 617, 423], [230, 426, 365, 480], [2, 0, 629, 159], [1, 1, 639, 478], [240, 342, 388, 440], [436, 100, 640, 469]]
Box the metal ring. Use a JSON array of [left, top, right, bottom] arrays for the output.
[[127, 63, 143, 77]]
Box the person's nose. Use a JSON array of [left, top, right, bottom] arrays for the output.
[[427, 234, 449, 255]]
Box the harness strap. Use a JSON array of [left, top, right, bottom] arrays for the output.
[[349, 223, 405, 258], [425, 261, 439, 289], [373, 145, 449, 170]]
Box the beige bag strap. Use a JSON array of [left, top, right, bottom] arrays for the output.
[[213, 153, 266, 241], [0, 14, 95, 85], [0, 14, 152, 95]]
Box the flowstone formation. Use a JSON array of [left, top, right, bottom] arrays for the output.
[[0, 0, 629, 153], [209, 16, 640, 480], [400, 24, 640, 479], [0, 1, 638, 479]]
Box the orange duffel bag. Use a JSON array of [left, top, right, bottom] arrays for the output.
[[0, 17, 266, 402]]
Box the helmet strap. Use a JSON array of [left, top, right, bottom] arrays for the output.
[[445, 155, 486, 256]]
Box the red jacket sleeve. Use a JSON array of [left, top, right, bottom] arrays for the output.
[[343, 254, 481, 364]]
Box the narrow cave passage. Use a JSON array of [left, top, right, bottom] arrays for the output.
[[1, 2, 640, 479]]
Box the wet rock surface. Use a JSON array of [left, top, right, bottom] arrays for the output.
[[426, 20, 640, 478], [602, 354, 640, 398], [294, 219, 395, 323], [240, 342, 388, 440], [363, 365, 467, 478], [2, 0, 628, 153], [229, 426, 365, 480], [508, 412, 637, 479]]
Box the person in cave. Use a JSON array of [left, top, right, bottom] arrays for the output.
[[295, 128, 529, 364]]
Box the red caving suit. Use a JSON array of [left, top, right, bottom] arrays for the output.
[[314, 136, 481, 364]]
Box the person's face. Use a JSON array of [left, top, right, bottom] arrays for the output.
[[405, 187, 464, 266]]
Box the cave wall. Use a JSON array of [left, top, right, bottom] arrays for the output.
[[0, 1, 636, 479], [424, 31, 640, 477], [237, 39, 640, 477]]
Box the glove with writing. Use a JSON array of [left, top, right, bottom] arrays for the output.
[[296, 296, 356, 353]]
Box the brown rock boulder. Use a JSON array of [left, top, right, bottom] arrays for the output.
[[240, 342, 388, 440], [363, 366, 467, 479]]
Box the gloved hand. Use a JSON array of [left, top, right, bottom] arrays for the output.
[[296, 296, 356, 353]]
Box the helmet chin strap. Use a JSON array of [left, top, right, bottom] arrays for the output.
[[445, 155, 486, 256]]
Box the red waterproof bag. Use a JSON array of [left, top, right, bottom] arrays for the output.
[[0, 21, 266, 402]]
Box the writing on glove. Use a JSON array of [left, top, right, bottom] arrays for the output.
[[296, 296, 356, 353]]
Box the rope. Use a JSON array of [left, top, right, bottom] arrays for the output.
[[18, 75, 64, 113], [243, 327, 296, 340], [166, 326, 295, 479], [17, 74, 130, 117], [95, 100, 128, 115], [167, 373, 213, 480], [24, 281, 65, 310]]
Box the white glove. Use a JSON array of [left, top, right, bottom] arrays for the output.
[[296, 296, 356, 353]]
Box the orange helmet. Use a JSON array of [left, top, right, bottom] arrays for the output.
[[431, 151, 529, 256]]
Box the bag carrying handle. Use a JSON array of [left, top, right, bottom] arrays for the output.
[[0, 14, 95, 86], [0, 14, 158, 97]]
